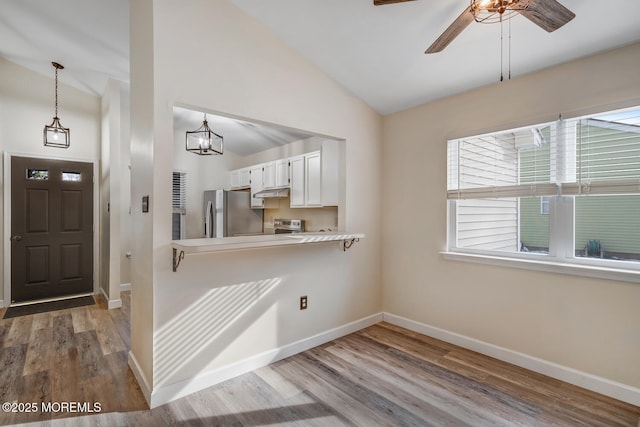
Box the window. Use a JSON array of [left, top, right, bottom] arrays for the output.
[[447, 106, 640, 277], [27, 169, 48, 180], [540, 196, 550, 215], [62, 171, 82, 182], [172, 171, 186, 240]]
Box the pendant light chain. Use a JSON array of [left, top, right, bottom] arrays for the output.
[[499, 14, 504, 82], [54, 65, 59, 118], [498, 11, 513, 82], [508, 17, 512, 80]]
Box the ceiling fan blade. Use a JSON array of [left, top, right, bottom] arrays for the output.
[[373, 0, 416, 5], [425, 6, 474, 54], [518, 0, 575, 32]]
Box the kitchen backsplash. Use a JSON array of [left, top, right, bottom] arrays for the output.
[[263, 199, 338, 232]]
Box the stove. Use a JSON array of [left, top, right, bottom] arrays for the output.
[[274, 219, 305, 234]]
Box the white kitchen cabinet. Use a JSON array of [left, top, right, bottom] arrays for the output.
[[229, 167, 251, 189], [289, 155, 305, 207], [290, 151, 321, 208], [275, 158, 290, 188], [289, 144, 339, 208], [230, 170, 239, 189], [250, 165, 264, 208], [262, 161, 276, 189], [263, 158, 290, 190], [305, 151, 322, 207]]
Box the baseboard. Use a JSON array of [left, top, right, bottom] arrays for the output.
[[383, 312, 640, 407], [149, 312, 383, 408], [128, 351, 152, 407], [108, 299, 122, 309], [120, 283, 132, 292], [99, 287, 122, 310]]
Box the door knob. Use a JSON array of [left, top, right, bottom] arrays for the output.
[[10, 235, 22, 242]]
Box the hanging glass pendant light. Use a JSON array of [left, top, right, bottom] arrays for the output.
[[185, 113, 223, 155], [44, 62, 70, 148]]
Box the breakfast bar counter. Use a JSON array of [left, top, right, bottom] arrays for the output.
[[171, 232, 365, 271]]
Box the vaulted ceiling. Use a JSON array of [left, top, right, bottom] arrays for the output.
[[231, 0, 640, 114], [2, 0, 640, 117]]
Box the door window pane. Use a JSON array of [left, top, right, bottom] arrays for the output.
[[27, 169, 48, 180], [62, 172, 82, 182]]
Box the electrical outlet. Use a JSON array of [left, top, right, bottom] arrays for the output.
[[300, 296, 308, 310]]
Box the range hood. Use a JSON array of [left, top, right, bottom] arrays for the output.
[[253, 188, 290, 199]]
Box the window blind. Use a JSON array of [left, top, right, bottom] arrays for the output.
[[448, 109, 640, 200], [172, 171, 186, 240], [561, 112, 640, 196], [172, 172, 186, 209], [447, 124, 558, 200]]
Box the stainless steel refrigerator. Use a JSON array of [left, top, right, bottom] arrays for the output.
[[203, 190, 263, 237]]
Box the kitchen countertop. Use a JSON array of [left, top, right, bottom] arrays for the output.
[[171, 232, 365, 271], [172, 232, 365, 254]]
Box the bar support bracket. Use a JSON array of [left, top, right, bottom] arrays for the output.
[[173, 248, 185, 272], [343, 238, 360, 251]]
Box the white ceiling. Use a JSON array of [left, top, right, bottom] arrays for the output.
[[233, 0, 640, 115], [0, 0, 129, 96], [174, 107, 315, 157], [1, 0, 640, 117]]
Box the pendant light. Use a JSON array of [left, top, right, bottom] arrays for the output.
[[185, 113, 223, 155], [44, 62, 70, 148]]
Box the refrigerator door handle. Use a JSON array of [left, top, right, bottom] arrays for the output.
[[205, 200, 214, 237]]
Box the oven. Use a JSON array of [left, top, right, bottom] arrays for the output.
[[274, 219, 305, 234]]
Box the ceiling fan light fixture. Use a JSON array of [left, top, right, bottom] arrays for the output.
[[185, 113, 223, 155], [44, 62, 70, 148], [470, 0, 531, 24]]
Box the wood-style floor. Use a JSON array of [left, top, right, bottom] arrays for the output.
[[0, 292, 638, 426]]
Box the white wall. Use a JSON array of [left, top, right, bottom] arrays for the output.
[[120, 85, 132, 287], [382, 43, 640, 392], [101, 79, 130, 307], [129, 0, 382, 402], [0, 57, 101, 304]]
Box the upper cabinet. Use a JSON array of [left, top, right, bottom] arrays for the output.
[[229, 167, 251, 189], [263, 158, 290, 190], [249, 165, 264, 208], [229, 139, 339, 209], [289, 155, 305, 207], [304, 151, 322, 207], [275, 158, 290, 188], [289, 140, 339, 208], [262, 161, 276, 189]]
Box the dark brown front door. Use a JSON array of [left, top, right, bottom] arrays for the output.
[[11, 156, 94, 303]]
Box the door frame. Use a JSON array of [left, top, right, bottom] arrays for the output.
[[3, 152, 100, 307]]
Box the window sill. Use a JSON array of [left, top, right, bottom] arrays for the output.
[[440, 251, 640, 284]]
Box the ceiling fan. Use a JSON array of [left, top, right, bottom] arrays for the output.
[[373, 0, 575, 54]]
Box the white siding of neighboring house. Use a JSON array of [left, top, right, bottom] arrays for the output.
[[457, 198, 519, 251], [454, 136, 519, 252]]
